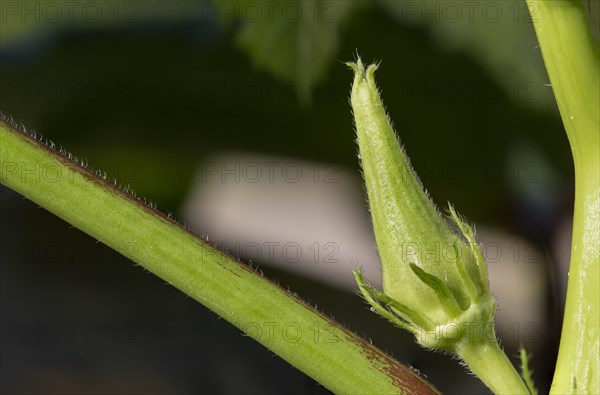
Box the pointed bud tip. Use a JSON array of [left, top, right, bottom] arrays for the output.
[[347, 56, 379, 83], [346, 59, 363, 74]]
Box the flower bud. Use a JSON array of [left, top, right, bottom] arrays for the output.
[[348, 58, 495, 351]]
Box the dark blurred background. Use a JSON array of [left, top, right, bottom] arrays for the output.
[[2, 1, 598, 394]]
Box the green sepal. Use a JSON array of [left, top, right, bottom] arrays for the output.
[[353, 268, 429, 334], [452, 242, 479, 303], [519, 347, 538, 395], [448, 204, 489, 295], [409, 263, 462, 318]]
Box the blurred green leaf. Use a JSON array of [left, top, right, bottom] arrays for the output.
[[215, 0, 366, 105], [0, 1, 199, 47]]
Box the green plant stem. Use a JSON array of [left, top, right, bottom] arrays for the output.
[[457, 340, 529, 395], [526, 1, 600, 393], [0, 117, 440, 394]]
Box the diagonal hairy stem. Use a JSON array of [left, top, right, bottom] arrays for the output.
[[0, 114, 439, 394]]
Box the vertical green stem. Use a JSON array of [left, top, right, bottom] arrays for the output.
[[457, 340, 529, 395], [527, 1, 600, 393]]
